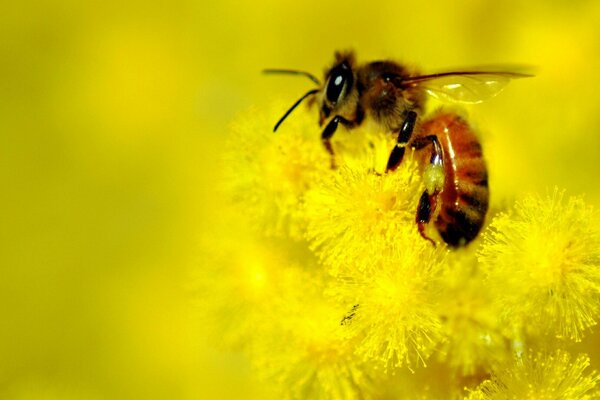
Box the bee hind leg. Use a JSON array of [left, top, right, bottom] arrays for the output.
[[412, 135, 445, 246], [416, 190, 438, 246]]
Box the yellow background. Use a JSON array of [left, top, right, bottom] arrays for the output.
[[1, 0, 599, 398]]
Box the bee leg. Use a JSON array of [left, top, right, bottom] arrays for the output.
[[386, 111, 417, 172], [412, 135, 444, 245], [416, 191, 437, 246], [321, 116, 352, 168]]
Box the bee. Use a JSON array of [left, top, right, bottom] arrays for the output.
[[264, 51, 531, 246]]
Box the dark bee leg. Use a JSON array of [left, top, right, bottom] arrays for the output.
[[321, 116, 352, 168], [386, 111, 418, 172], [411, 135, 444, 245], [416, 192, 437, 246]]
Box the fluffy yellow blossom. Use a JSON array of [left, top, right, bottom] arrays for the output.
[[479, 190, 600, 341], [466, 350, 600, 399], [223, 103, 331, 240], [196, 230, 309, 349], [248, 262, 377, 400], [436, 250, 509, 376], [330, 244, 445, 372], [304, 148, 428, 276]]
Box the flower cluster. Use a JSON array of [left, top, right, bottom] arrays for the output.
[[201, 103, 600, 399]]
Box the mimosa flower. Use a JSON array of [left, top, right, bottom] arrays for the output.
[[248, 264, 377, 400], [466, 350, 600, 399], [223, 103, 331, 240], [437, 250, 509, 376], [197, 232, 307, 349], [304, 147, 427, 277], [479, 190, 600, 341], [330, 245, 445, 372]]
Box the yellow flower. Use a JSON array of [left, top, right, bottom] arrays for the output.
[[222, 102, 331, 240], [436, 250, 509, 376], [304, 145, 428, 277], [196, 229, 305, 349], [248, 262, 377, 400], [330, 245, 445, 372], [479, 189, 600, 341], [466, 350, 600, 399]]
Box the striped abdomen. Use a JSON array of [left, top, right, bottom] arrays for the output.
[[418, 111, 489, 246]]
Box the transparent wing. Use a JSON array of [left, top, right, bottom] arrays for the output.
[[403, 71, 532, 104]]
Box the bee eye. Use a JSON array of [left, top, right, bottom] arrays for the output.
[[326, 63, 353, 104]]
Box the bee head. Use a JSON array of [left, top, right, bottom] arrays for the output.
[[320, 51, 358, 126], [263, 50, 359, 131]]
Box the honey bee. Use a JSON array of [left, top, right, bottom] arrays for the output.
[[265, 51, 531, 246]]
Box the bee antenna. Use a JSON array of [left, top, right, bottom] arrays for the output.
[[273, 89, 320, 132], [263, 69, 321, 86]]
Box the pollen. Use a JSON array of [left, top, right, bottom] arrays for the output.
[[423, 163, 445, 194]]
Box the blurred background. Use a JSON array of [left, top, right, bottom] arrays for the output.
[[1, 0, 599, 398]]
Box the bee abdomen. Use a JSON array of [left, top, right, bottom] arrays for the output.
[[425, 112, 489, 247], [437, 178, 489, 246]]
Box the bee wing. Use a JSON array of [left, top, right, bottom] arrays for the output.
[[403, 71, 533, 104]]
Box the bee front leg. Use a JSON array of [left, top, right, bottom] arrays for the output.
[[386, 111, 417, 172], [411, 135, 444, 246], [321, 115, 352, 168]]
